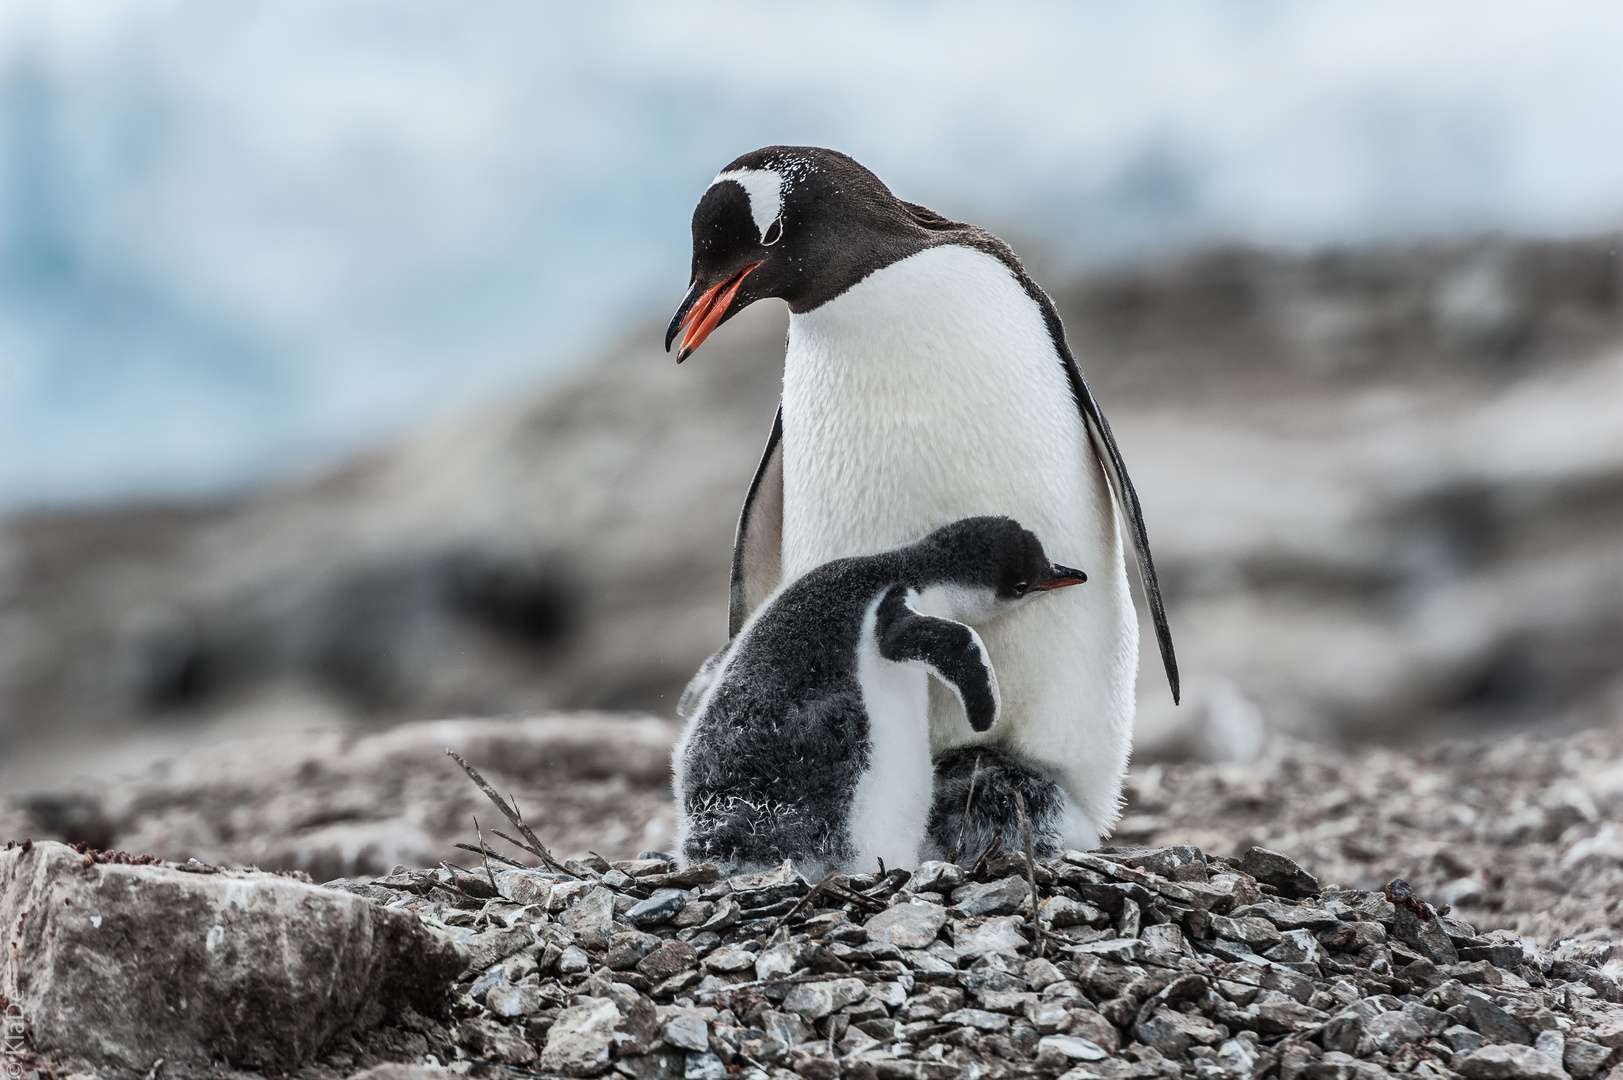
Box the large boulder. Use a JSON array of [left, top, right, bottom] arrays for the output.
[[0, 840, 466, 1071]]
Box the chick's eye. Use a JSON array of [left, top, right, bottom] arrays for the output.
[[762, 216, 782, 246], [1014, 582, 1029, 596]]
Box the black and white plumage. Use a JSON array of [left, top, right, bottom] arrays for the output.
[[674, 517, 1085, 878], [666, 146, 1177, 848]]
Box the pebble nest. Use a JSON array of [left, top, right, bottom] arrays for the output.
[[323, 842, 1623, 1080]]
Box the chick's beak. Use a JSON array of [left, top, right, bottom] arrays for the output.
[[664, 262, 761, 362], [1034, 565, 1088, 591]]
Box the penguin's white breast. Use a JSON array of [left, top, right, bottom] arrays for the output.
[[779, 243, 1112, 576]]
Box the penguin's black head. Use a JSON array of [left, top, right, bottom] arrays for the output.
[[665, 145, 940, 361], [915, 517, 1087, 622]]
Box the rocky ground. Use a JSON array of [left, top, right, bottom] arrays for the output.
[[8, 714, 1623, 1078], [11, 825, 1623, 1080]]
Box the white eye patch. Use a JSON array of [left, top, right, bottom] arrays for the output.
[[711, 167, 783, 242]]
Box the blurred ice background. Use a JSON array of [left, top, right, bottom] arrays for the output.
[[6, 0, 1623, 507], [4, 0, 1623, 812]]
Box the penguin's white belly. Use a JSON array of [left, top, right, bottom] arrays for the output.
[[848, 598, 935, 869], [780, 244, 1139, 838]]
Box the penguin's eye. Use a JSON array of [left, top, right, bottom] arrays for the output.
[[1013, 582, 1029, 597], [762, 216, 783, 246]]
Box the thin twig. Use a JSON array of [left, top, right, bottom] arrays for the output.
[[1015, 790, 1045, 959], [949, 753, 983, 865], [474, 815, 500, 896], [766, 873, 837, 943], [454, 843, 530, 869], [446, 748, 573, 875]]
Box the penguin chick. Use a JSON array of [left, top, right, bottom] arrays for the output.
[[674, 516, 1085, 878], [921, 746, 1083, 864]]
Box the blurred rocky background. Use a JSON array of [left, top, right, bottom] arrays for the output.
[[3, 4, 1623, 945]]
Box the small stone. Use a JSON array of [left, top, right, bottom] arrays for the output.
[[1265, 928, 1324, 965], [700, 944, 757, 973], [1253, 999, 1329, 1034], [1027, 998, 1072, 1034], [1232, 902, 1338, 931], [541, 998, 620, 1076], [1141, 923, 1185, 954], [1564, 1040, 1610, 1079], [1455, 1044, 1569, 1080], [684, 1051, 727, 1080], [1068, 937, 1144, 962], [979, 990, 1037, 1014], [663, 1014, 710, 1053], [1447, 1025, 1487, 1054], [1135, 1009, 1228, 1057], [1042, 895, 1106, 928], [1240, 848, 1320, 899], [952, 915, 1030, 958], [459, 1017, 538, 1065], [606, 931, 661, 970], [1039, 1034, 1110, 1061], [1024, 957, 1066, 989], [486, 982, 543, 1018], [952, 876, 1031, 917], [939, 1007, 1012, 1031], [913, 861, 967, 893], [636, 939, 699, 981], [560, 887, 617, 935], [462, 925, 535, 970], [469, 967, 506, 1002], [757, 1009, 805, 1048], [1323, 1011, 1365, 1055], [1357, 1011, 1427, 1055], [557, 945, 591, 975], [782, 978, 866, 1020], [867, 901, 949, 948], [626, 889, 687, 928], [1467, 994, 1534, 1046], [1210, 914, 1283, 949]]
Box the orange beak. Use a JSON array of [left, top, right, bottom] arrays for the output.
[[669, 262, 760, 363]]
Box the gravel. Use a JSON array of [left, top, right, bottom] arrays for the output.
[[299, 838, 1623, 1080]]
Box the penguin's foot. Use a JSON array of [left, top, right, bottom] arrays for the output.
[[922, 746, 1096, 863]]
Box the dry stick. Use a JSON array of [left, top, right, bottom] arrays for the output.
[[766, 874, 837, 944], [473, 815, 501, 896], [446, 748, 574, 876], [453, 842, 529, 869], [1014, 790, 1046, 960], [948, 753, 983, 865]]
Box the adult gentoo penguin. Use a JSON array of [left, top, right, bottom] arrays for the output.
[[666, 146, 1178, 849], [675, 516, 1086, 876]]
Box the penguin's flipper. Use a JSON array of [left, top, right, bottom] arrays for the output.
[[1030, 294, 1180, 705], [728, 407, 784, 637], [876, 587, 1001, 732]]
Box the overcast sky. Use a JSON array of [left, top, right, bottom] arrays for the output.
[[3, 1, 1622, 508]]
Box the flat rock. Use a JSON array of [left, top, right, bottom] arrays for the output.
[[1240, 847, 1321, 898], [952, 915, 1030, 958], [951, 875, 1030, 917], [1456, 1044, 1571, 1080], [782, 978, 866, 1021], [0, 841, 464, 1071], [865, 902, 948, 948], [541, 997, 622, 1076]]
